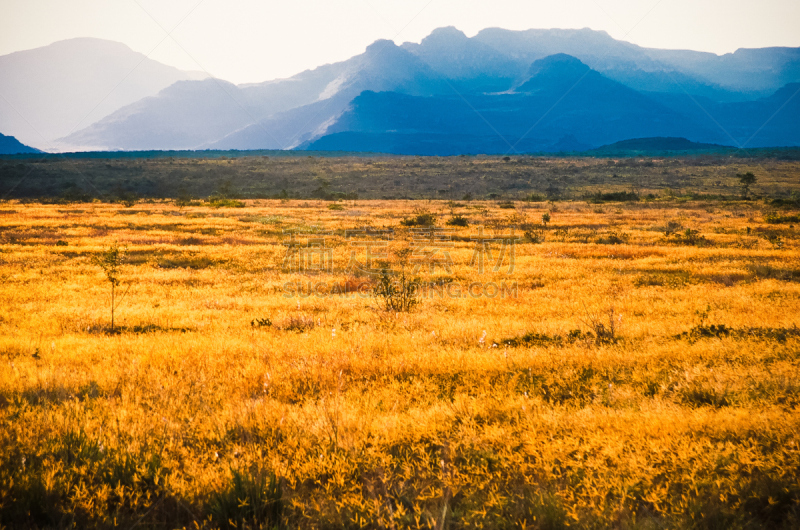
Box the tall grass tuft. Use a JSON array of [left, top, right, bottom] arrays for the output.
[[209, 468, 282, 529]]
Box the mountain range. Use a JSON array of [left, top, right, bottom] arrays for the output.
[[0, 38, 206, 150], [1, 28, 798, 154], [0, 132, 40, 155]]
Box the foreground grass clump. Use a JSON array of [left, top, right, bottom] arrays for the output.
[[1, 195, 799, 529]]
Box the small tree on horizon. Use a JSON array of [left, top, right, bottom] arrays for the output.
[[737, 172, 757, 199]]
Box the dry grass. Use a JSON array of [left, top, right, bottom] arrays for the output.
[[1, 196, 799, 529]]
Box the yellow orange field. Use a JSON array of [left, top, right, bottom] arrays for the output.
[[1, 197, 799, 529]]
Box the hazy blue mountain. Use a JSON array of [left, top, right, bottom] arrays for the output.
[[0, 38, 205, 151], [31, 28, 800, 153], [646, 47, 800, 95], [304, 56, 729, 155], [63, 79, 259, 151], [67, 39, 450, 151], [206, 40, 450, 150], [647, 82, 800, 147], [404, 27, 799, 98], [0, 132, 41, 154], [590, 137, 728, 153], [400, 27, 522, 93]]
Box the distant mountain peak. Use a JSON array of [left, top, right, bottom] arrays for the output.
[[517, 54, 597, 93], [421, 26, 469, 44], [528, 53, 591, 77], [365, 39, 398, 55], [35, 37, 137, 54]]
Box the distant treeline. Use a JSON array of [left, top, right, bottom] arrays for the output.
[[1, 153, 799, 203], [2, 146, 800, 161]]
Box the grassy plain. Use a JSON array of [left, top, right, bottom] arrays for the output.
[[1, 155, 800, 529]]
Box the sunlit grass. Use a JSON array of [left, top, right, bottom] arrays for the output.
[[0, 197, 799, 529]]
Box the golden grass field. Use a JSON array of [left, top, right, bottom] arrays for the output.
[[1, 184, 800, 528]]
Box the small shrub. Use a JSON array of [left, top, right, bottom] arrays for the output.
[[747, 264, 800, 282], [502, 330, 589, 348], [175, 197, 203, 207], [502, 332, 560, 348], [524, 228, 545, 244], [446, 215, 469, 227], [677, 324, 733, 342], [281, 315, 316, 333], [635, 271, 694, 288], [596, 231, 628, 245], [524, 193, 546, 202], [680, 382, 732, 408], [208, 198, 245, 208], [127, 324, 192, 334], [327, 203, 345, 210], [497, 201, 516, 209], [676, 324, 800, 343], [116, 191, 137, 207], [374, 269, 419, 312], [156, 254, 215, 269], [664, 228, 708, 246], [763, 212, 799, 224], [251, 317, 273, 328], [583, 307, 620, 345], [663, 220, 683, 235], [762, 233, 784, 249], [588, 191, 639, 203], [400, 212, 436, 227]]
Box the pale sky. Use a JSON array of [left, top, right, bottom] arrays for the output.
[[2, 0, 799, 85]]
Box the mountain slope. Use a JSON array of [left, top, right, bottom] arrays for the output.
[[0, 132, 41, 154], [305, 56, 726, 155], [647, 82, 800, 147], [206, 40, 451, 150], [0, 38, 205, 150], [63, 79, 258, 151], [66, 39, 451, 151]]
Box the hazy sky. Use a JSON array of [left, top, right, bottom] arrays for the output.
[[2, 0, 799, 84]]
